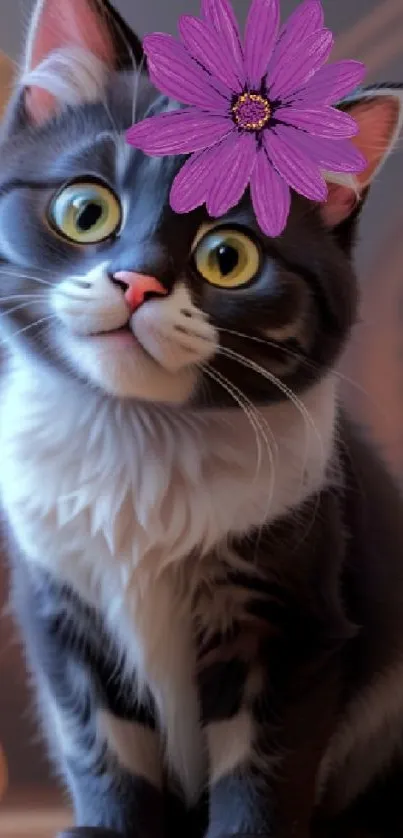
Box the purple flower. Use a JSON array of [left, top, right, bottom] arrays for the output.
[[127, 0, 367, 237]]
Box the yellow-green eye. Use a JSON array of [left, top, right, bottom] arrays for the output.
[[49, 181, 122, 244], [192, 227, 261, 289]]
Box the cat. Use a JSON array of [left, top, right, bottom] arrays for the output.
[[1, 1, 403, 837]]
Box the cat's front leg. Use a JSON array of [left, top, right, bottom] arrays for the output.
[[200, 653, 277, 838], [12, 563, 164, 838], [200, 636, 341, 838]]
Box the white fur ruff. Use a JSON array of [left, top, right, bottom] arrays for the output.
[[0, 354, 336, 800]]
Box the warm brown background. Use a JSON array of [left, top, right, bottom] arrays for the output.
[[0, 0, 402, 829]]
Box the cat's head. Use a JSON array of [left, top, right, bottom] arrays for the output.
[[0, 0, 401, 406]]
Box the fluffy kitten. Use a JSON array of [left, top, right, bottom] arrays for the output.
[[0, 2, 403, 838]]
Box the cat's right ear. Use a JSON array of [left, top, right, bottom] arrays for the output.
[[3, 0, 144, 132], [321, 85, 403, 229]]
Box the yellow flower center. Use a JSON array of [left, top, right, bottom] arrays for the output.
[[232, 92, 271, 131]]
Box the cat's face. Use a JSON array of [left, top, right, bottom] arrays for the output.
[[0, 0, 400, 407]]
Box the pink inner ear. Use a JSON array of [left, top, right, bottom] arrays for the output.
[[30, 0, 116, 69], [321, 95, 401, 228], [321, 182, 358, 229], [26, 0, 116, 124], [350, 97, 401, 187]]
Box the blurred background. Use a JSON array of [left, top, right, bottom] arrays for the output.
[[0, 0, 402, 834]]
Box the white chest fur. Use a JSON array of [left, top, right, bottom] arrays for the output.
[[0, 355, 336, 798]]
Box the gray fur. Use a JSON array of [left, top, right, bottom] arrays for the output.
[[1, 2, 403, 838]]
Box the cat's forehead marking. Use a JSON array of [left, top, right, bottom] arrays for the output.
[[116, 133, 134, 181], [114, 133, 162, 185], [115, 97, 181, 183]]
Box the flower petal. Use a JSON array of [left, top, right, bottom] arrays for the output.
[[250, 149, 291, 237], [178, 15, 242, 92], [264, 127, 328, 201], [244, 0, 280, 88], [170, 147, 219, 213], [272, 125, 367, 173], [280, 0, 324, 38], [143, 33, 229, 110], [201, 0, 244, 79], [268, 29, 333, 101], [275, 105, 359, 138], [127, 109, 233, 155], [267, 0, 324, 78], [206, 132, 258, 216], [290, 61, 367, 105]]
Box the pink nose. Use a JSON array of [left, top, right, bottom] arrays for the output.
[[113, 271, 167, 313]]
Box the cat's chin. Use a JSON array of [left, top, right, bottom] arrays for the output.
[[56, 330, 199, 403]]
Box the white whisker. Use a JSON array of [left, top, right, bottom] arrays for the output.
[[0, 294, 45, 303], [0, 262, 55, 276], [202, 364, 264, 479], [217, 342, 327, 550], [220, 346, 320, 438], [0, 265, 92, 282], [218, 347, 325, 497], [202, 365, 280, 556], [216, 325, 383, 421], [0, 270, 53, 287], [2, 314, 56, 343], [203, 363, 278, 515], [205, 362, 279, 463], [0, 300, 43, 318]]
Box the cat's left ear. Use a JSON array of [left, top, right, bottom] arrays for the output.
[[321, 85, 403, 228], [15, 0, 144, 127]]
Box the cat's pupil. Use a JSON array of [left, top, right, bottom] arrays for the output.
[[77, 202, 103, 232], [216, 244, 239, 276]]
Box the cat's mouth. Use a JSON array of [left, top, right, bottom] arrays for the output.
[[88, 324, 138, 346]]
